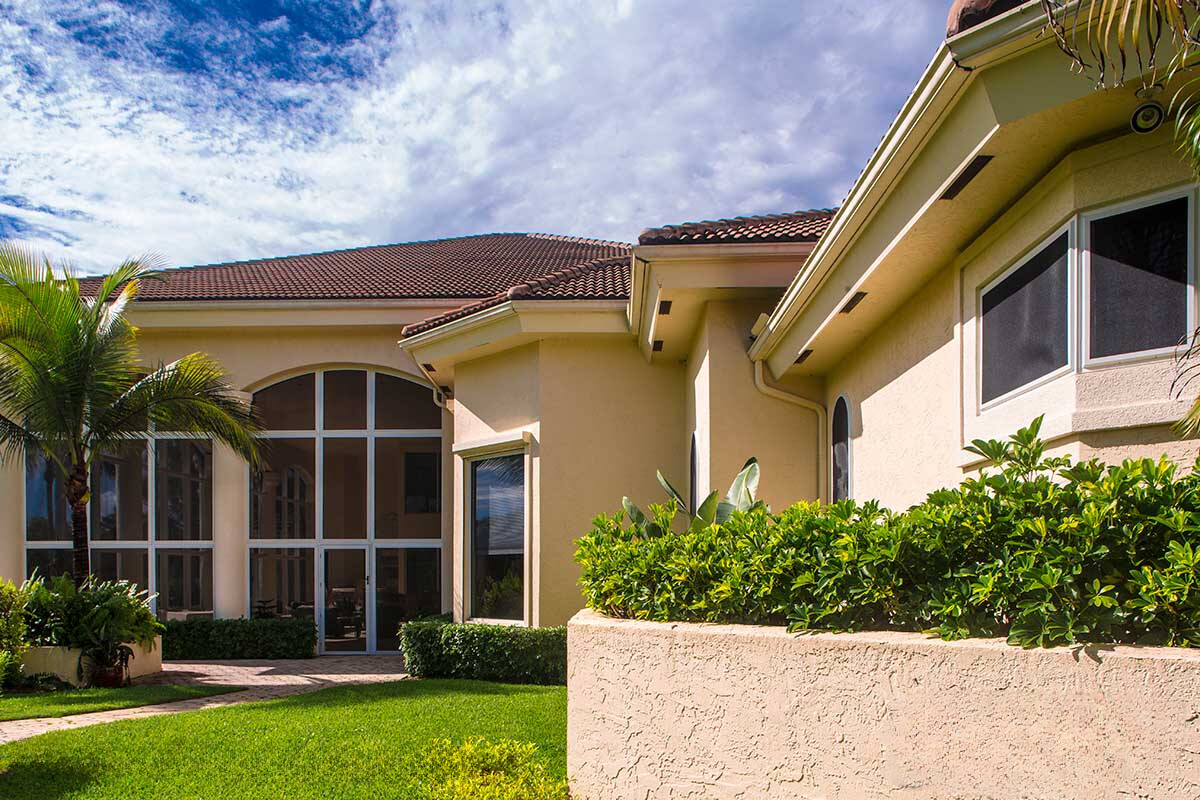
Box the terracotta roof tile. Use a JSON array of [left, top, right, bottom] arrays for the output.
[[79, 233, 630, 302], [638, 208, 837, 246], [401, 255, 630, 337]]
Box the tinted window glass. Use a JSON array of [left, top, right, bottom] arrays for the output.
[[250, 547, 315, 620], [832, 398, 850, 502], [156, 548, 213, 621], [25, 450, 71, 542], [323, 370, 367, 430], [27, 549, 72, 581], [91, 548, 149, 590], [981, 233, 1070, 403], [254, 374, 315, 431], [251, 439, 316, 539], [375, 439, 441, 538], [375, 374, 441, 430], [155, 440, 212, 540], [1090, 197, 1189, 359], [323, 438, 367, 539], [375, 548, 441, 651], [90, 442, 149, 541], [471, 454, 524, 620]]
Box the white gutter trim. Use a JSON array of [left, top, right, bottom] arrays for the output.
[[752, 360, 828, 503]]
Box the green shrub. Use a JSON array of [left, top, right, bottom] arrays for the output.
[[162, 618, 316, 660], [415, 738, 567, 800], [576, 418, 1200, 648], [0, 579, 29, 690], [401, 620, 566, 684], [25, 576, 163, 682]]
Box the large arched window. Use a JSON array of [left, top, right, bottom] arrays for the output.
[[832, 397, 851, 502], [248, 368, 443, 653]]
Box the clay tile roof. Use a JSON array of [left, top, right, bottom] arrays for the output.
[[401, 254, 631, 337], [78, 233, 630, 302], [946, 0, 1029, 37], [637, 208, 837, 246]]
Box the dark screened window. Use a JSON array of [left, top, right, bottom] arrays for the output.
[[155, 440, 212, 540], [470, 454, 524, 620], [376, 374, 441, 430], [25, 450, 70, 542], [323, 370, 367, 430], [981, 232, 1069, 403], [832, 398, 850, 502], [27, 549, 72, 581], [1089, 197, 1189, 359], [254, 374, 315, 431]]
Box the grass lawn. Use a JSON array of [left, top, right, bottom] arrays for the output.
[[0, 685, 239, 722], [0, 679, 567, 799]]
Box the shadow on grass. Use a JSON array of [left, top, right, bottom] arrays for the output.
[[266, 678, 561, 711], [0, 761, 97, 798]]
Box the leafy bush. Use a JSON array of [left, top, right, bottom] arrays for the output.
[[414, 738, 568, 800], [0, 579, 29, 689], [162, 618, 316, 660], [577, 418, 1200, 648], [401, 620, 566, 684], [25, 576, 163, 683]]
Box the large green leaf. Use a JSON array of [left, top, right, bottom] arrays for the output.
[[656, 469, 689, 514]]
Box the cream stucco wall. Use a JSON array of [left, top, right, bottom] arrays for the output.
[[568, 609, 1200, 800], [694, 300, 820, 508], [824, 132, 1200, 510]]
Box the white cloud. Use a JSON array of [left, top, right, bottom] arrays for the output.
[[0, 0, 946, 273]]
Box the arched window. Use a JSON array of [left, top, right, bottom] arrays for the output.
[[832, 397, 850, 502]]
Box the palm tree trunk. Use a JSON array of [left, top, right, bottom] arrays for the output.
[[67, 462, 90, 586]]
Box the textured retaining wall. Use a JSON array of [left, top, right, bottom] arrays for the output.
[[567, 609, 1200, 800]]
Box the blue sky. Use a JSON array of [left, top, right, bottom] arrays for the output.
[[0, 1, 947, 273]]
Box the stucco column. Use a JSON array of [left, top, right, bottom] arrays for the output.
[[212, 443, 248, 618], [0, 457, 23, 583]]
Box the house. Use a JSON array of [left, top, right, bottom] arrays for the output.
[[1, 0, 1196, 648]]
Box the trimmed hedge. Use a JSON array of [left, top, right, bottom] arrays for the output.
[[577, 418, 1200, 649], [400, 620, 566, 685], [163, 618, 316, 660]]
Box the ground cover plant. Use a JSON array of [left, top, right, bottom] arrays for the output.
[[0, 679, 567, 800], [577, 418, 1200, 648], [0, 684, 237, 722]]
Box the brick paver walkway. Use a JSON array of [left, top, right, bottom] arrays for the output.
[[0, 656, 408, 744]]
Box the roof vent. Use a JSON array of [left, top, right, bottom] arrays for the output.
[[941, 154, 993, 200], [795, 349, 813, 365], [840, 291, 868, 314], [658, 300, 673, 315], [652, 340, 664, 352], [422, 363, 436, 373]]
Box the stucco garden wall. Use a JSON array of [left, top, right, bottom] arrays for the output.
[[567, 609, 1200, 800]]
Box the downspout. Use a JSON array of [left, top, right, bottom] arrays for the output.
[[413, 359, 448, 410], [752, 359, 827, 503]]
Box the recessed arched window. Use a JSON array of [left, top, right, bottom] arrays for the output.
[[832, 397, 850, 502]]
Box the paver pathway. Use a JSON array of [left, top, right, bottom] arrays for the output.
[[0, 655, 409, 744]]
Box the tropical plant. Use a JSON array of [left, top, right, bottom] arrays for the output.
[[622, 457, 765, 537], [25, 575, 163, 686], [0, 579, 30, 690], [0, 244, 260, 581], [578, 418, 1200, 648]]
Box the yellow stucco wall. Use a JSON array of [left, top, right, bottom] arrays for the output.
[[824, 132, 1200, 510]]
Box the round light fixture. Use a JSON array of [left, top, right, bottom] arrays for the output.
[[1131, 101, 1166, 134]]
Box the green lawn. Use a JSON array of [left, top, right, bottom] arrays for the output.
[[0, 684, 239, 722], [0, 680, 567, 799]]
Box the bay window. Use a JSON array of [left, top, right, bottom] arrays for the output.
[[979, 190, 1196, 408]]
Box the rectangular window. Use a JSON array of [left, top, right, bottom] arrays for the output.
[[91, 548, 149, 590], [375, 548, 441, 651], [250, 547, 315, 620], [90, 443, 149, 541], [375, 439, 441, 538], [251, 439, 315, 539], [1089, 196, 1190, 360], [323, 438, 367, 539], [155, 440, 212, 540], [155, 549, 213, 621], [25, 450, 70, 542], [981, 232, 1070, 404], [470, 453, 524, 621], [26, 549, 72, 581]]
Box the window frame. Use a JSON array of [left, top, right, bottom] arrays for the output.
[[245, 367, 444, 651], [1079, 187, 1198, 370], [976, 221, 1077, 412], [456, 432, 532, 627], [22, 431, 216, 619]]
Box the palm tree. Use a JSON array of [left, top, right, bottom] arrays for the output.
[[0, 243, 259, 583], [1041, 1, 1200, 435]]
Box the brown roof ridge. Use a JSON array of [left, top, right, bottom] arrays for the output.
[[639, 207, 838, 246], [403, 253, 631, 337]]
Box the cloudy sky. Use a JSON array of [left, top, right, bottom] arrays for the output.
[[0, 1, 947, 273]]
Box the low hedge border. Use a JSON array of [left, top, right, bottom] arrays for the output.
[[400, 620, 566, 685], [162, 618, 316, 660]]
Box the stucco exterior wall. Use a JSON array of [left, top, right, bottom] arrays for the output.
[[568, 609, 1200, 800], [699, 301, 821, 508], [536, 337, 685, 626], [0, 459, 21, 584]]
